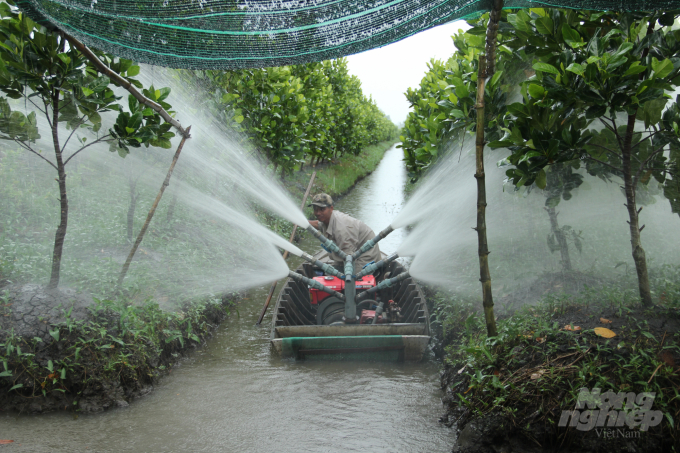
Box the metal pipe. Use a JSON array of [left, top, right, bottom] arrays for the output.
[[351, 225, 394, 261], [287, 271, 345, 300], [343, 255, 357, 322], [305, 225, 347, 260], [355, 252, 399, 279], [300, 252, 344, 279], [356, 271, 410, 302], [372, 301, 384, 325]]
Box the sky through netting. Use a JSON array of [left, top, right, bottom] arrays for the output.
[[15, 0, 680, 69]]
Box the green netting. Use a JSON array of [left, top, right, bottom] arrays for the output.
[[14, 0, 680, 69]]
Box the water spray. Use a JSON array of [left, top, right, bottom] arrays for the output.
[[287, 271, 345, 301], [355, 252, 399, 279], [356, 271, 410, 302], [350, 225, 394, 260]]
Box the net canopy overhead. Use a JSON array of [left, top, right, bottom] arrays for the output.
[[14, 0, 680, 69]]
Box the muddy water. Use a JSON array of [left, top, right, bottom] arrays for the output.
[[1, 144, 454, 452]]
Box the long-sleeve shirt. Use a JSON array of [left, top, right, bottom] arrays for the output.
[[318, 210, 381, 273]]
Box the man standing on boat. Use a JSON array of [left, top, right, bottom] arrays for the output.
[[308, 193, 381, 273]]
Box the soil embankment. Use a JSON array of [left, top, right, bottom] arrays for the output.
[[429, 270, 680, 452]]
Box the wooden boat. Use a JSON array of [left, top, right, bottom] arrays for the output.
[[270, 250, 430, 361]]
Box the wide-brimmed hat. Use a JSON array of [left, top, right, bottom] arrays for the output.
[[309, 193, 333, 208]]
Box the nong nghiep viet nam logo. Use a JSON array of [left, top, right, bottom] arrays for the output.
[[559, 388, 663, 432]]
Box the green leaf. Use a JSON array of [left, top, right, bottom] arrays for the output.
[[562, 24, 584, 48], [56, 53, 71, 65], [532, 62, 560, 76], [47, 360, 54, 372], [81, 87, 94, 97], [0, 370, 12, 377], [535, 16, 554, 35], [623, 63, 647, 77], [651, 57, 674, 79], [566, 63, 585, 77], [489, 70, 503, 88], [535, 169, 547, 189], [455, 84, 469, 99], [528, 84, 545, 98], [126, 65, 140, 77], [234, 115, 244, 123], [9, 384, 23, 391], [641, 97, 668, 128]]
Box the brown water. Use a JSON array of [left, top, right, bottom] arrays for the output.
[[0, 144, 454, 452]]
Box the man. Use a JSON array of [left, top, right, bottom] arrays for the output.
[[308, 193, 381, 273]]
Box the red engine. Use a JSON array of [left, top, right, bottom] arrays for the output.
[[309, 274, 376, 305]]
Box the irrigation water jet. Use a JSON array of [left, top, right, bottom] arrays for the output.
[[396, 138, 680, 306], [0, 64, 313, 305]]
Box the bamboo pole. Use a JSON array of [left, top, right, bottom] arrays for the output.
[[117, 126, 191, 286], [474, 0, 503, 338], [256, 171, 317, 326]]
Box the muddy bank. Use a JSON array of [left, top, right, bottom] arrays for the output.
[[0, 283, 239, 413], [430, 270, 680, 452]]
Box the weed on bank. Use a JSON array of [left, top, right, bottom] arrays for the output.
[[434, 265, 680, 451], [0, 294, 237, 413]]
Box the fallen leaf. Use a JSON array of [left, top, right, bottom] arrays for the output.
[[659, 351, 675, 367], [530, 369, 546, 380], [563, 325, 581, 332], [464, 386, 472, 394], [0, 440, 14, 444], [457, 365, 466, 375], [493, 369, 500, 377], [594, 327, 616, 338], [536, 337, 546, 343], [600, 318, 612, 324]]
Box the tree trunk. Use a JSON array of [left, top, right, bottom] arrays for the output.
[[621, 114, 653, 306], [545, 206, 572, 271], [48, 93, 67, 289], [127, 176, 137, 243], [166, 191, 178, 223], [473, 0, 503, 338]]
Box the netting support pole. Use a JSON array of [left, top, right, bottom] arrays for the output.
[[117, 126, 191, 287], [62, 32, 191, 139], [475, 0, 503, 338]]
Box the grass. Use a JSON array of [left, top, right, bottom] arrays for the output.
[[0, 293, 238, 412], [433, 265, 680, 451]]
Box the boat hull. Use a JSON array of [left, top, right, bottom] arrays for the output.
[[270, 251, 430, 361]]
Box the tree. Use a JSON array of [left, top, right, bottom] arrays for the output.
[[490, 9, 680, 306], [0, 5, 175, 288]]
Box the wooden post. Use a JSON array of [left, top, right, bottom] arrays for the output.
[[117, 127, 191, 286], [256, 171, 317, 325]]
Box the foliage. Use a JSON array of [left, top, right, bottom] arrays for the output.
[[437, 267, 680, 448], [185, 59, 398, 177], [399, 11, 530, 177], [490, 9, 680, 202], [0, 294, 236, 408], [0, 4, 175, 287]]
